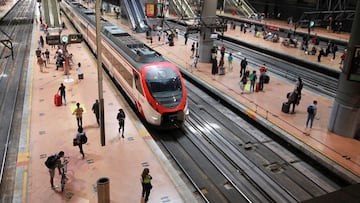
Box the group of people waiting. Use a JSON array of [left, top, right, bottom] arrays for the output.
[[239, 62, 269, 93]]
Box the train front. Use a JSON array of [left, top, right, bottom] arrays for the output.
[[141, 62, 188, 127]]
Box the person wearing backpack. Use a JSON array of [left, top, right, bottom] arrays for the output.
[[249, 70, 257, 92], [306, 100, 318, 128], [75, 127, 86, 159], [45, 151, 64, 189]]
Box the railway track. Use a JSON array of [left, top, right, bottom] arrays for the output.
[[0, 0, 35, 189], [59, 4, 351, 202], [163, 19, 339, 98], [153, 81, 345, 202]]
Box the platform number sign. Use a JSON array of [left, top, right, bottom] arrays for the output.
[[68, 34, 83, 44]]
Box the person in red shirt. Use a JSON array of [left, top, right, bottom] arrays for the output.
[[340, 49, 347, 65], [259, 63, 267, 73]]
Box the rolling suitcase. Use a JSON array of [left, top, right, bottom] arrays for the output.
[[54, 94, 62, 106], [255, 83, 259, 92], [264, 75, 270, 84], [219, 67, 225, 75], [281, 102, 290, 113]]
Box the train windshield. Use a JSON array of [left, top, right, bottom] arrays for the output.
[[145, 67, 182, 98]]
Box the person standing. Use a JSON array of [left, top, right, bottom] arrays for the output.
[[287, 89, 300, 113], [92, 100, 100, 125], [306, 100, 318, 128], [240, 57, 247, 77], [117, 109, 125, 138], [249, 70, 257, 92], [75, 127, 86, 159], [220, 45, 225, 60], [227, 52, 233, 72], [211, 57, 217, 79], [259, 70, 266, 91], [73, 102, 84, 128], [58, 83, 66, 105], [141, 168, 153, 203], [296, 77, 304, 95], [47, 151, 64, 190], [76, 62, 84, 82]]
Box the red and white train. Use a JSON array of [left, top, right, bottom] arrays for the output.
[[61, 0, 188, 127]]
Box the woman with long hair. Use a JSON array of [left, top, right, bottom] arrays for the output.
[[141, 168, 152, 202]]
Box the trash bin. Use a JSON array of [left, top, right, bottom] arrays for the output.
[[97, 177, 110, 203]]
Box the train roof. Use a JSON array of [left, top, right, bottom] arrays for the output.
[[66, 0, 165, 67]]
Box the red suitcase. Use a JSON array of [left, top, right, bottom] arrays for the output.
[[54, 94, 62, 106], [255, 83, 260, 92]]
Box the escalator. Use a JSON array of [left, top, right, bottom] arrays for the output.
[[171, 0, 195, 18], [224, 0, 257, 17], [41, 0, 61, 28], [123, 0, 148, 32]]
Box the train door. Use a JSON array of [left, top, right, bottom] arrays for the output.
[[133, 70, 145, 115]]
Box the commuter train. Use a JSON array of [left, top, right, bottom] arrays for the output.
[[61, 0, 188, 127]]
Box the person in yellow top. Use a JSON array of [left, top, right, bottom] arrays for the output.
[[141, 168, 152, 203], [73, 103, 84, 127]]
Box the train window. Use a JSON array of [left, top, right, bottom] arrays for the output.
[[134, 72, 144, 96], [145, 67, 182, 98]]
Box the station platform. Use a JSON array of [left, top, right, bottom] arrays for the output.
[[9, 1, 196, 203], [217, 12, 350, 71], [100, 7, 360, 181], [2, 1, 359, 203]]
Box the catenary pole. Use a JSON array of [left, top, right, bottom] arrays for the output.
[[95, 0, 106, 146]]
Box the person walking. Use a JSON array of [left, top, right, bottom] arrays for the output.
[[190, 42, 195, 57], [39, 35, 44, 48], [75, 127, 86, 159], [227, 52, 233, 71], [306, 100, 318, 128], [73, 102, 84, 128], [58, 83, 66, 105], [249, 70, 257, 92], [340, 49, 347, 65], [47, 151, 64, 190], [141, 168, 153, 203], [117, 108, 125, 138], [92, 100, 100, 125], [184, 32, 188, 45], [191, 55, 199, 70], [240, 57, 247, 77], [44, 49, 50, 64], [76, 62, 84, 82]]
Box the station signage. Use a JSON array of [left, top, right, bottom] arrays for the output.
[[46, 35, 60, 45], [68, 34, 83, 43]]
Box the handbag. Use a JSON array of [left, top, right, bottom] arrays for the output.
[[73, 138, 79, 146]]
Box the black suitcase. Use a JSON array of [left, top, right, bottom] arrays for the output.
[[282, 102, 290, 113], [264, 75, 270, 84]]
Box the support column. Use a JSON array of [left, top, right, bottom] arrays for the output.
[[198, 1, 217, 63], [328, 2, 360, 138]]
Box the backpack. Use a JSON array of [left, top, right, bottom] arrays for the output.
[[45, 155, 58, 169], [307, 105, 314, 114], [80, 132, 88, 144]]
